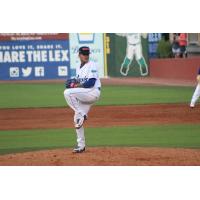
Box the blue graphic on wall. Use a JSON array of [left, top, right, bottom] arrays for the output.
[[148, 33, 162, 58], [0, 40, 70, 80]]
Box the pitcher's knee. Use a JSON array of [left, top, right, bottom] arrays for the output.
[[64, 89, 71, 97]]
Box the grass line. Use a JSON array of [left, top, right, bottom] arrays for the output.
[[0, 124, 200, 155], [0, 84, 195, 108]]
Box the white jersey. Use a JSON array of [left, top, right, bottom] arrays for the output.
[[76, 61, 101, 89], [127, 33, 141, 45], [116, 33, 141, 45]]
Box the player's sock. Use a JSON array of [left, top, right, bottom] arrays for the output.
[[121, 57, 131, 75], [123, 57, 131, 67], [76, 126, 85, 148], [138, 57, 148, 75]]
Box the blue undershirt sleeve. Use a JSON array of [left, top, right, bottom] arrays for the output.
[[82, 78, 96, 88]]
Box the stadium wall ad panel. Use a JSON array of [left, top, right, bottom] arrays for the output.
[[69, 33, 105, 78], [0, 33, 70, 80], [106, 33, 149, 77], [0, 33, 68, 41], [148, 33, 162, 58]]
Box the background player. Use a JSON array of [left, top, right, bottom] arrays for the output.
[[190, 67, 200, 108], [116, 33, 148, 76], [64, 46, 101, 153]]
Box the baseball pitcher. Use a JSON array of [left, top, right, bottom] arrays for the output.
[[64, 46, 101, 153], [190, 67, 200, 108], [116, 33, 148, 76]]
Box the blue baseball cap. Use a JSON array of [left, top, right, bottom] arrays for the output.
[[79, 46, 90, 55]]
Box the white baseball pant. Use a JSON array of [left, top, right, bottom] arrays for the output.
[[126, 43, 143, 61], [190, 84, 200, 107], [64, 88, 100, 148]]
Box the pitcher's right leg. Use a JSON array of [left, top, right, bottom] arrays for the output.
[[73, 126, 86, 153]]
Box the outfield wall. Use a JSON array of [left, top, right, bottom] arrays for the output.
[[150, 57, 200, 81], [0, 33, 106, 80]]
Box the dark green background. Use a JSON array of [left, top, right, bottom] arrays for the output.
[[107, 33, 149, 77]]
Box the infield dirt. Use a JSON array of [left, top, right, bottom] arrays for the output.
[[0, 104, 200, 130], [0, 103, 200, 165]]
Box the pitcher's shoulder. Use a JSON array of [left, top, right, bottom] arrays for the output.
[[88, 60, 95, 65], [88, 61, 99, 69]]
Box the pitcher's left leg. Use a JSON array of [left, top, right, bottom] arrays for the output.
[[64, 88, 81, 114]]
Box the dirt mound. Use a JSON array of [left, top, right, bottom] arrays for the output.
[[0, 147, 200, 166], [0, 104, 200, 130]]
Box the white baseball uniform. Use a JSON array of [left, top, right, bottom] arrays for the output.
[[190, 83, 200, 107], [117, 33, 143, 60], [126, 33, 143, 60], [64, 61, 101, 148]]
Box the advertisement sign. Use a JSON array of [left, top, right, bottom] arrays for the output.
[[69, 33, 105, 78], [107, 33, 149, 77], [0, 33, 70, 80], [148, 33, 162, 58], [0, 33, 68, 41]]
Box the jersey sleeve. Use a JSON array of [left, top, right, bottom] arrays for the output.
[[88, 63, 98, 79]]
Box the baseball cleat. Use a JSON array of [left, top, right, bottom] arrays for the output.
[[120, 65, 130, 76], [140, 65, 148, 76], [190, 103, 195, 108], [73, 146, 86, 153], [75, 115, 87, 129]]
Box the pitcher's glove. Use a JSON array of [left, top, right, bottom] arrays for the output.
[[65, 78, 80, 88]]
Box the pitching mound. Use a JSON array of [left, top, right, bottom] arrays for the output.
[[0, 147, 200, 166]]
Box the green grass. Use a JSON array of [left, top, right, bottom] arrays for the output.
[[0, 124, 200, 155], [0, 83, 195, 108]]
